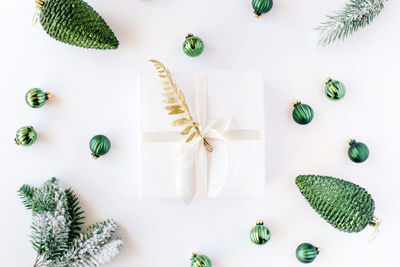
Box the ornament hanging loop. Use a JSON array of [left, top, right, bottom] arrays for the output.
[[368, 216, 382, 243], [31, 0, 44, 26]]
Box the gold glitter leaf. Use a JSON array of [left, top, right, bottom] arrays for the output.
[[172, 118, 190, 126], [186, 132, 196, 143], [169, 109, 185, 115], [149, 59, 213, 152], [181, 125, 193, 135], [162, 98, 177, 104], [165, 105, 181, 111]]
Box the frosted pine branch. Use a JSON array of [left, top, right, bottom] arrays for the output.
[[316, 0, 386, 46], [30, 179, 70, 260], [57, 219, 123, 266], [19, 178, 123, 267]]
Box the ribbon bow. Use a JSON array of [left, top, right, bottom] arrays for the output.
[[175, 72, 234, 203]]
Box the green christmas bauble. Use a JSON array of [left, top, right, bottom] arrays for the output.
[[36, 0, 119, 49], [296, 175, 377, 233], [250, 220, 271, 245], [325, 78, 346, 100], [296, 243, 319, 264], [15, 126, 37, 146], [252, 0, 273, 18], [292, 101, 314, 125], [25, 88, 50, 108], [89, 135, 111, 159], [190, 253, 211, 267], [348, 139, 369, 163], [183, 34, 204, 57]]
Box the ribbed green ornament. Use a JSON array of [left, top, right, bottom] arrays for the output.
[[89, 135, 111, 159], [190, 253, 212, 267], [250, 220, 271, 245], [292, 101, 314, 125], [348, 139, 369, 163], [183, 34, 204, 57], [252, 0, 273, 18], [15, 126, 37, 146], [36, 0, 119, 49], [325, 78, 346, 100], [25, 88, 50, 108], [296, 175, 378, 233], [296, 243, 319, 264]]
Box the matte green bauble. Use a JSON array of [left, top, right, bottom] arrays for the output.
[[183, 34, 204, 57], [252, 0, 273, 18], [250, 220, 271, 245], [190, 253, 211, 267], [296, 175, 379, 233], [15, 126, 37, 146], [292, 101, 314, 125], [36, 0, 119, 49], [25, 88, 50, 108], [348, 139, 369, 163], [296, 243, 319, 264], [89, 135, 111, 159], [325, 78, 346, 100]]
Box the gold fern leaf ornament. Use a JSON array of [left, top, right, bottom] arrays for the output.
[[149, 59, 213, 153]]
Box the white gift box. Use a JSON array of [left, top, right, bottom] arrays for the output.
[[138, 70, 265, 200]]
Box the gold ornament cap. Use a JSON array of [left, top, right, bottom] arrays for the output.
[[186, 33, 194, 39], [325, 77, 332, 84], [293, 100, 301, 108], [256, 220, 264, 225], [368, 216, 382, 243], [348, 138, 356, 145]]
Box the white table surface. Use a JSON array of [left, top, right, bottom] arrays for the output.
[[0, 0, 399, 266]]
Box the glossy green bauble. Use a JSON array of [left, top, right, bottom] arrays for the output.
[[89, 135, 111, 159], [348, 139, 369, 163], [190, 253, 212, 267], [15, 126, 37, 146], [252, 0, 273, 18], [296, 243, 319, 264], [325, 78, 346, 100], [25, 88, 50, 108], [292, 101, 314, 125], [250, 220, 271, 245], [183, 34, 204, 57]]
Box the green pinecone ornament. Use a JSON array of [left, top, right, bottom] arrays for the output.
[[190, 253, 212, 267], [25, 88, 50, 108], [252, 0, 273, 18], [296, 175, 380, 233], [15, 126, 37, 146], [183, 34, 204, 57], [35, 0, 119, 49], [250, 220, 271, 245], [296, 243, 319, 264], [89, 135, 111, 159], [348, 139, 369, 163], [292, 101, 314, 125], [325, 78, 346, 100]]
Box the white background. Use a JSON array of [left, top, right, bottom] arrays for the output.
[[0, 0, 398, 266]]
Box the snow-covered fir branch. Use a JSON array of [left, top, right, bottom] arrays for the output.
[[30, 179, 70, 261], [19, 178, 123, 267], [57, 219, 123, 267], [316, 0, 386, 46]]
